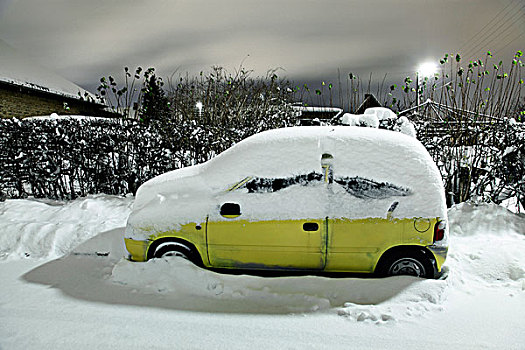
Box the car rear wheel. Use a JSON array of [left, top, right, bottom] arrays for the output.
[[388, 257, 426, 277], [379, 250, 434, 278]]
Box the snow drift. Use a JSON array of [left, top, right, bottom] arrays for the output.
[[0, 195, 133, 260]]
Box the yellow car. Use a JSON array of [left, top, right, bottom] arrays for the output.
[[125, 126, 448, 278]]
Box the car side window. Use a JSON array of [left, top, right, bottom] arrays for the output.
[[229, 172, 324, 193], [228, 173, 410, 198], [334, 176, 411, 199]]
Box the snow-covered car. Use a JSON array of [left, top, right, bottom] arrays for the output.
[[124, 126, 448, 278]]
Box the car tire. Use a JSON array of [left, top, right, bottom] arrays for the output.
[[153, 242, 202, 267], [378, 250, 434, 278]]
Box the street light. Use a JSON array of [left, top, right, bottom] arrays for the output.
[[416, 61, 437, 112], [195, 101, 203, 117], [417, 62, 437, 79]]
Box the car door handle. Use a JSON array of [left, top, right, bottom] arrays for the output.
[[303, 222, 319, 231]]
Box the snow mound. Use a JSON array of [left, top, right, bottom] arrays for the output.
[[340, 113, 379, 128], [340, 113, 359, 126], [444, 202, 525, 295], [448, 202, 525, 237], [0, 195, 133, 260], [359, 113, 380, 128], [340, 108, 416, 137], [364, 107, 397, 120], [447, 234, 525, 287], [394, 116, 417, 137], [337, 278, 446, 323]]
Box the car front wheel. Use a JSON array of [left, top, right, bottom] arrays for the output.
[[153, 242, 202, 266]]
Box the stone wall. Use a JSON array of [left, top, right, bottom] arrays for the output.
[[0, 82, 105, 119]]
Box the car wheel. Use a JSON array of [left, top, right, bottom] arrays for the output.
[[380, 251, 433, 278], [153, 242, 200, 266]]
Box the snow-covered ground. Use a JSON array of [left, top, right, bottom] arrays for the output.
[[1, 195, 524, 349]]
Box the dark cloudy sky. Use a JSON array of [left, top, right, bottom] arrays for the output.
[[0, 0, 523, 94]]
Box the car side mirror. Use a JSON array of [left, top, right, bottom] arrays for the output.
[[220, 203, 241, 218]]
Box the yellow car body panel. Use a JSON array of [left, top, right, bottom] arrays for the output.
[[124, 237, 149, 262], [325, 217, 441, 273], [206, 218, 326, 270], [326, 218, 402, 273], [125, 221, 208, 264], [127, 216, 445, 274]]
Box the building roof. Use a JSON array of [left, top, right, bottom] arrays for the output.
[[356, 94, 382, 114], [0, 39, 96, 101]]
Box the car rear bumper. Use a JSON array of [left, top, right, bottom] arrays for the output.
[[427, 244, 448, 277]]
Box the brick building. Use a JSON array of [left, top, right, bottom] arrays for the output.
[[0, 80, 109, 119]]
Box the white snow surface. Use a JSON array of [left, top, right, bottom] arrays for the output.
[[0, 39, 94, 100], [340, 113, 380, 128], [341, 108, 416, 137], [364, 107, 397, 120], [128, 126, 446, 240], [341, 113, 360, 126], [358, 113, 380, 128], [395, 116, 417, 137], [0, 194, 133, 260], [0, 196, 524, 349], [25, 114, 111, 121]]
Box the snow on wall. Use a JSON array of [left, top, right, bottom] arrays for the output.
[[25, 114, 111, 121], [127, 126, 446, 239]]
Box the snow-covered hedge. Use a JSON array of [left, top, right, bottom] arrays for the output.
[[1, 111, 523, 211], [0, 113, 294, 200], [0, 117, 173, 199], [415, 118, 525, 210]]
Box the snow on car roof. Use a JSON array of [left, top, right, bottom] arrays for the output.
[[137, 126, 443, 196], [203, 126, 438, 187]]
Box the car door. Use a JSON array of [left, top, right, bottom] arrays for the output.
[[325, 173, 409, 273], [206, 173, 329, 270]]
